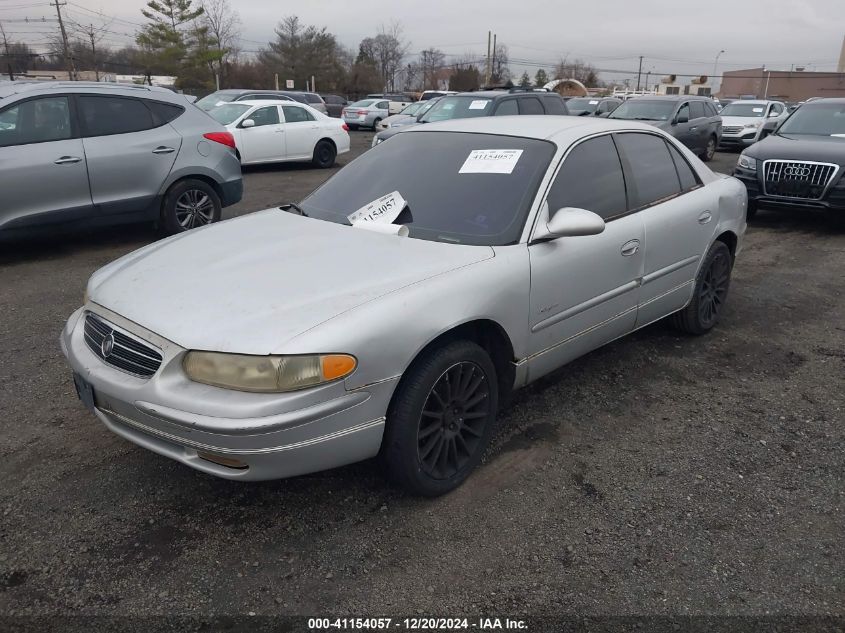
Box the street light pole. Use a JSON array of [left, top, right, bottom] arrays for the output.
[[712, 49, 725, 93]]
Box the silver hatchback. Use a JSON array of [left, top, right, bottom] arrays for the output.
[[0, 82, 243, 237]]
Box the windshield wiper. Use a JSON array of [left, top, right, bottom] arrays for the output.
[[281, 202, 308, 217]]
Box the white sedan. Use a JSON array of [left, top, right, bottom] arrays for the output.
[[209, 100, 350, 168]]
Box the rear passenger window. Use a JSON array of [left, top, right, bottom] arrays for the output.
[[704, 101, 718, 116], [665, 141, 700, 192], [147, 101, 184, 125], [547, 135, 627, 221], [377, 101, 389, 109], [79, 96, 155, 137], [614, 133, 682, 209], [689, 101, 706, 119], [518, 98, 544, 115], [493, 100, 518, 116], [543, 96, 567, 115], [282, 106, 315, 123]]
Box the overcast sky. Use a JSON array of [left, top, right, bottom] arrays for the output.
[[6, 0, 845, 82]]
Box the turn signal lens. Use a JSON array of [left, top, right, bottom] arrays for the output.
[[322, 355, 357, 380], [183, 352, 357, 393]]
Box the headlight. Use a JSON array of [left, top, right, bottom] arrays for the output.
[[183, 352, 357, 393], [743, 122, 761, 129], [737, 154, 757, 170]]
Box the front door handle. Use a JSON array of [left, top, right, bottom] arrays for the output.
[[698, 210, 713, 224], [54, 156, 82, 165], [152, 146, 176, 154], [620, 239, 640, 257]]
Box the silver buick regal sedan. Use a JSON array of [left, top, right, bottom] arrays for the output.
[[62, 116, 747, 496]]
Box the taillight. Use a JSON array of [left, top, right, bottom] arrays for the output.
[[357, 109, 368, 116], [204, 132, 236, 149], [342, 123, 349, 131]]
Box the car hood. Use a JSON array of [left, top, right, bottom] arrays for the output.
[[721, 116, 764, 127], [745, 133, 845, 163], [376, 122, 420, 141], [88, 210, 494, 354]]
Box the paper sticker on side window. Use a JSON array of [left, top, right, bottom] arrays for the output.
[[459, 149, 523, 174], [468, 100, 490, 110], [348, 191, 407, 224]]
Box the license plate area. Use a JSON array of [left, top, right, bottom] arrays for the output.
[[72, 372, 96, 413]]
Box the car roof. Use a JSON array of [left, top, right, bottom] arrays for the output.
[[0, 80, 176, 101], [451, 90, 553, 99], [233, 99, 306, 107], [723, 99, 781, 105], [632, 95, 712, 101], [402, 115, 665, 145], [802, 97, 845, 104]]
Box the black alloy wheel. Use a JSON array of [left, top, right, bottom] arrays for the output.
[[417, 361, 491, 480], [671, 240, 733, 335]]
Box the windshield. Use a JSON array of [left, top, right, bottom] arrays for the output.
[[350, 99, 376, 108], [300, 131, 556, 246], [208, 103, 251, 125], [195, 92, 238, 111], [567, 98, 600, 114], [420, 96, 493, 122], [720, 103, 767, 117], [777, 102, 845, 136], [609, 100, 676, 121], [399, 102, 426, 116]]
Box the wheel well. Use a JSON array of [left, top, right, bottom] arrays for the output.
[[716, 230, 738, 261], [406, 320, 516, 403], [318, 137, 337, 150]]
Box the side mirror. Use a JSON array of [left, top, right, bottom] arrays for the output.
[[241, 119, 255, 128], [768, 110, 780, 118], [534, 207, 606, 241], [675, 113, 689, 124]]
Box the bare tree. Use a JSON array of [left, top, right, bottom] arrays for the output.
[[360, 22, 409, 91], [554, 57, 599, 86], [201, 0, 241, 86], [419, 47, 445, 90], [490, 43, 510, 85], [67, 18, 113, 80]]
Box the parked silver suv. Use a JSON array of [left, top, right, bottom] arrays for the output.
[[0, 82, 243, 237]]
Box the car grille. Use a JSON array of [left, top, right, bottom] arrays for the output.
[[83, 313, 163, 378], [763, 160, 839, 200], [722, 126, 743, 135]]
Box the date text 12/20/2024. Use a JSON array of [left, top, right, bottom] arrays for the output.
[[308, 618, 528, 630]]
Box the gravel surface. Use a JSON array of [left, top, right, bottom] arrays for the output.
[[1, 133, 843, 621]]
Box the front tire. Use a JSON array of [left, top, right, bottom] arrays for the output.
[[700, 135, 717, 162], [372, 118, 382, 130], [671, 240, 733, 335], [312, 140, 337, 168], [746, 200, 758, 221], [381, 341, 499, 497], [161, 179, 221, 235]]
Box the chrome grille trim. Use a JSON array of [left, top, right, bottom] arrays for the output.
[[722, 125, 743, 135], [762, 159, 839, 200], [83, 312, 163, 378]]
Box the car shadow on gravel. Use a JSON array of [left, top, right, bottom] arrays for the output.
[[751, 207, 845, 235], [0, 223, 160, 266]]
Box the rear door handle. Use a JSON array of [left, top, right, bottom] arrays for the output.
[[621, 239, 640, 257], [698, 210, 713, 224], [54, 156, 82, 165], [152, 146, 176, 154]]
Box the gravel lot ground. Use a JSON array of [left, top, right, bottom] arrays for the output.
[[1, 131, 843, 624]]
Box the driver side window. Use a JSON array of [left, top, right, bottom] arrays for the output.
[[676, 103, 690, 122], [249, 106, 280, 127], [546, 134, 628, 221]]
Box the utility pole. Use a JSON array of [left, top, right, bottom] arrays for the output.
[[86, 25, 99, 81], [635, 55, 643, 91], [51, 0, 76, 80], [485, 31, 491, 87], [491, 33, 497, 85]]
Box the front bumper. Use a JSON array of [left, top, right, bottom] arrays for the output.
[[733, 164, 845, 212], [61, 306, 396, 481], [719, 132, 758, 148]]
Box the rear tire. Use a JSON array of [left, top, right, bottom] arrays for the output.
[[380, 340, 499, 497], [746, 200, 758, 221], [347, 124, 359, 131], [671, 241, 733, 335], [161, 179, 221, 235], [700, 135, 717, 162], [311, 140, 337, 168]]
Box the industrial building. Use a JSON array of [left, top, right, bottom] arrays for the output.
[[719, 67, 845, 102]]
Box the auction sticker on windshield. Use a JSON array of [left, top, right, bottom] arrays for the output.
[[469, 100, 489, 110], [348, 191, 407, 225], [459, 149, 523, 174]]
